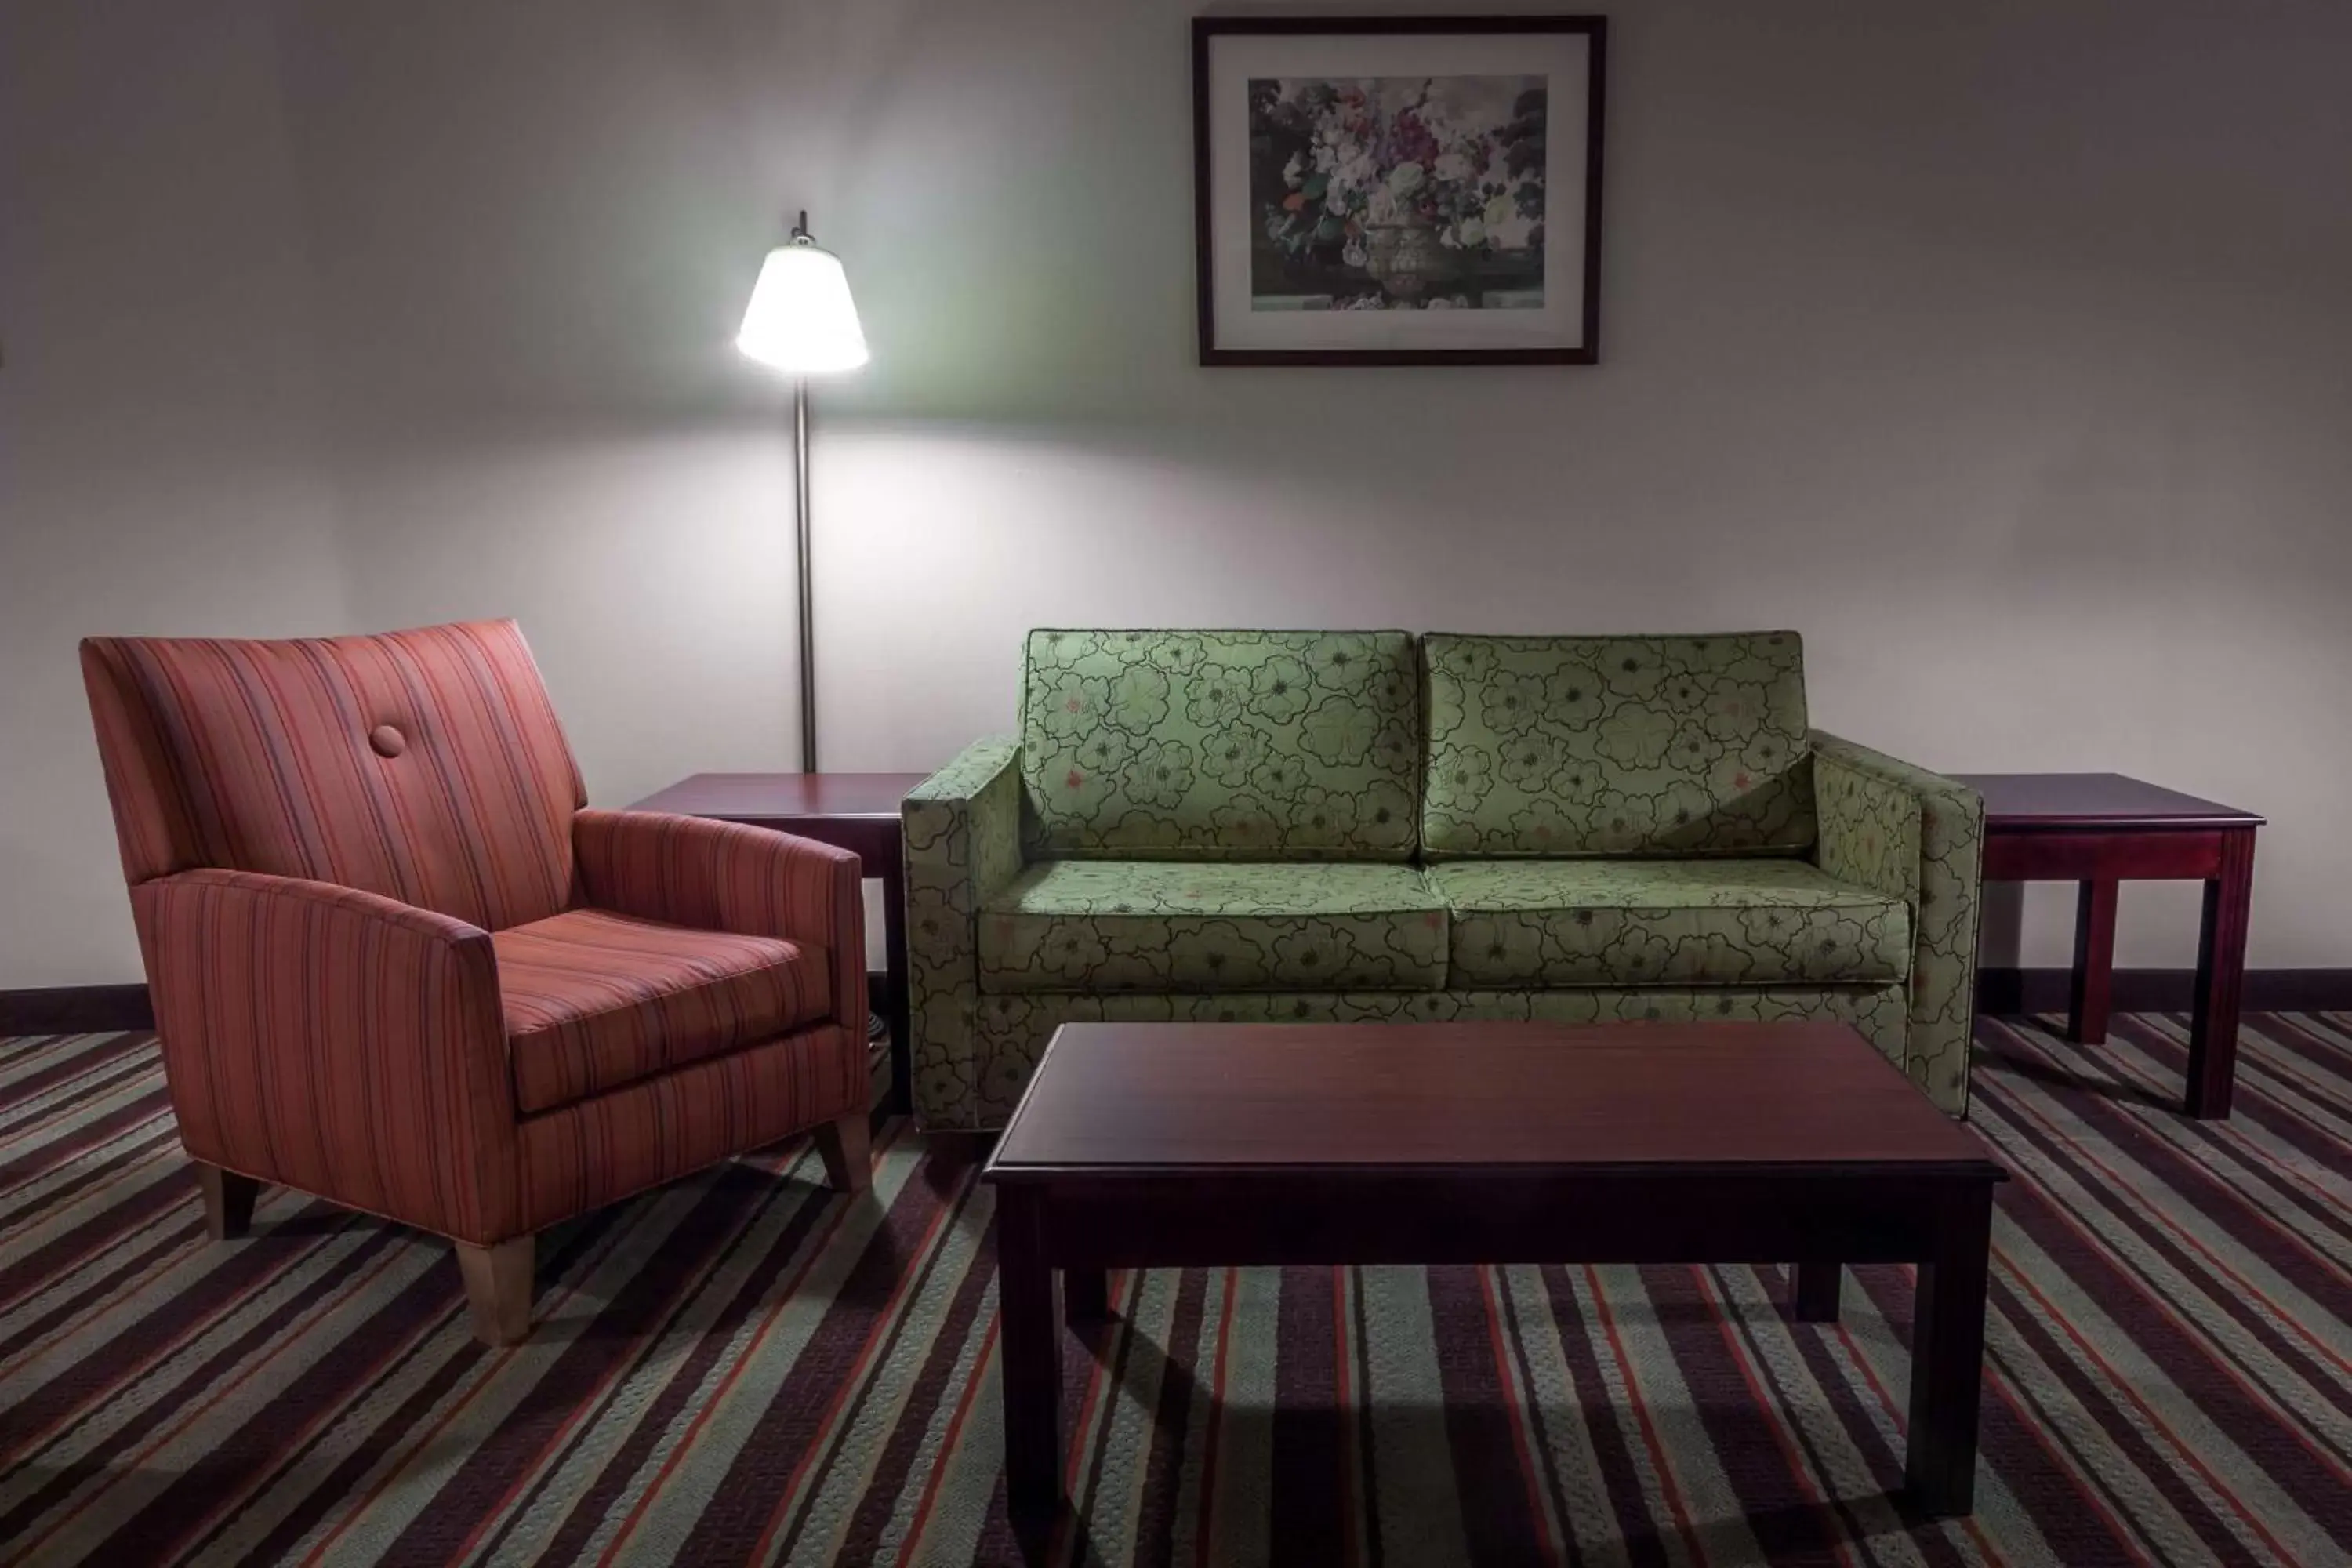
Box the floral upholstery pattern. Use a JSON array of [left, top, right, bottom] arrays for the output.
[[978, 861, 1447, 993], [1421, 633, 1815, 858], [902, 736, 1028, 1127], [904, 634, 1987, 1131], [1020, 630, 1421, 861], [1428, 859, 1909, 988], [1813, 732, 1984, 1115], [935, 984, 1911, 1130]]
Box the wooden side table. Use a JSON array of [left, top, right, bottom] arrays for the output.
[[633, 772, 930, 1115], [1956, 773, 2263, 1119]]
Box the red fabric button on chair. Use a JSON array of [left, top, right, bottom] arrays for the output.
[[369, 724, 407, 758]]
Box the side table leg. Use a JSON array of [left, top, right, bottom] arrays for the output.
[[2187, 829, 2256, 1120], [1065, 1267, 1110, 1323], [881, 850, 913, 1116], [996, 1185, 1063, 1524], [1907, 1186, 1993, 1516], [2068, 879, 2118, 1045], [1792, 1261, 1842, 1323]]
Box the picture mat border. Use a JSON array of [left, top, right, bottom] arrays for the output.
[[1213, 39, 1584, 348]]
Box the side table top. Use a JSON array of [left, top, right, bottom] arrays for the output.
[[1951, 772, 2263, 831], [631, 771, 931, 822], [989, 1022, 1999, 1179]]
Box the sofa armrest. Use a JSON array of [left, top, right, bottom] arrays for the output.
[[902, 736, 1028, 1126], [1810, 732, 1985, 1115], [574, 808, 867, 1039], [130, 869, 520, 1243]]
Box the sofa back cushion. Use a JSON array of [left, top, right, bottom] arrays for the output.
[[1420, 632, 1815, 857], [81, 619, 585, 930], [1020, 629, 1421, 860]]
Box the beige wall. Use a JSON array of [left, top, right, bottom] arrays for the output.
[[0, 4, 353, 985], [5, 0, 2349, 987]]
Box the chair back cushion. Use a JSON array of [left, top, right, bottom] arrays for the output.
[[82, 619, 584, 931], [1019, 629, 1421, 860], [1420, 632, 1815, 857]]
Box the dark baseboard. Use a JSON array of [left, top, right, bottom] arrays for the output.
[[0, 983, 157, 1036], [1976, 967, 2352, 1015]]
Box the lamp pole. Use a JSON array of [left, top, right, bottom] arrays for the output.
[[794, 372, 817, 771]]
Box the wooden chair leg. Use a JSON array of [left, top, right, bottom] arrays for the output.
[[194, 1163, 258, 1241], [456, 1236, 535, 1346], [812, 1110, 873, 1194]]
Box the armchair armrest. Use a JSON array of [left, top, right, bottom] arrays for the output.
[[902, 737, 1027, 1126], [1810, 732, 1985, 1115], [572, 808, 866, 1037], [130, 869, 519, 1243]]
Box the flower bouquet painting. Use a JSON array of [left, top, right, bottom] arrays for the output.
[[1195, 16, 1606, 365], [1253, 75, 1548, 310]]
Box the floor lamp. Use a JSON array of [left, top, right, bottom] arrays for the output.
[[736, 210, 868, 771], [737, 215, 882, 1044]]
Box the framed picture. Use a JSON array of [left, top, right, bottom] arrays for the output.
[[1192, 15, 1606, 366]]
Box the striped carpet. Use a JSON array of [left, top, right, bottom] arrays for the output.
[[3, 1016, 2349, 1567]]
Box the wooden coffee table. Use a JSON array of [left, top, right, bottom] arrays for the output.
[[983, 1021, 2006, 1527]]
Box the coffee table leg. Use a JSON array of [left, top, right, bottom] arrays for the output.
[[996, 1185, 1062, 1523], [1065, 1267, 1109, 1323], [2068, 878, 2118, 1045], [1793, 1261, 1842, 1323], [2187, 828, 2255, 1120], [1907, 1186, 1994, 1515]]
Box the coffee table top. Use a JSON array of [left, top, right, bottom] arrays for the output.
[[988, 1022, 1999, 1181], [631, 771, 931, 822], [1951, 772, 2262, 830]]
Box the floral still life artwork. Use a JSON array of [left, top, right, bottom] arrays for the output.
[[1250, 75, 1548, 311], [1195, 16, 1605, 365]]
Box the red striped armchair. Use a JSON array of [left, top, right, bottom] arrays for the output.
[[80, 619, 872, 1344]]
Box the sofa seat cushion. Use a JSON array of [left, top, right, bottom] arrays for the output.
[[1428, 858, 1909, 988], [978, 860, 1447, 993], [495, 908, 833, 1114]]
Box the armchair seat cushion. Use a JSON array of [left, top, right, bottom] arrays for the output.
[[978, 860, 1447, 994], [1428, 858, 1910, 988], [494, 908, 833, 1114]]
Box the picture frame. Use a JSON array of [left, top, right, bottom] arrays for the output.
[[1192, 15, 1607, 366]]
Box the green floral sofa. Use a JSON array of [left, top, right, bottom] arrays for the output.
[[904, 630, 1984, 1130]]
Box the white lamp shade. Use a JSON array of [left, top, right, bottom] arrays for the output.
[[735, 241, 868, 373]]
